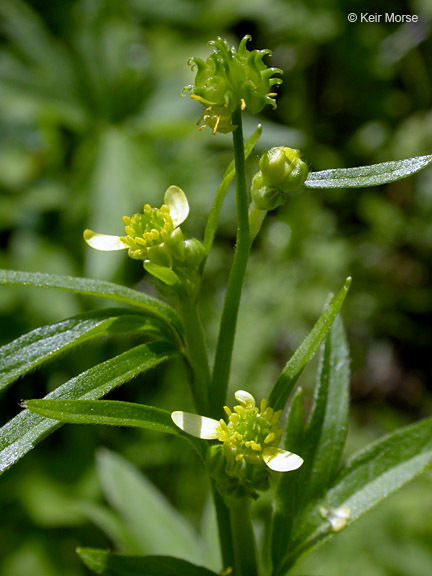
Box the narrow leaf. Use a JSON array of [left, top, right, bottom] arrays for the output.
[[277, 417, 432, 575], [268, 277, 351, 412], [0, 270, 182, 337], [271, 388, 305, 568], [304, 155, 432, 189], [25, 400, 179, 436], [202, 124, 262, 256], [0, 309, 165, 393], [302, 314, 350, 499], [0, 342, 175, 475], [77, 547, 219, 576], [271, 317, 350, 571], [96, 450, 207, 563], [283, 386, 306, 452]]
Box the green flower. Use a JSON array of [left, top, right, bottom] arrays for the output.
[[172, 389, 303, 475], [83, 185, 189, 267], [184, 35, 282, 133]]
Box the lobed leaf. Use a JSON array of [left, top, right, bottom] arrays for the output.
[[268, 277, 351, 412], [276, 416, 432, 575], [0, 342, 175, 475], [0, 270, 183, 339], [0, 308, 166, 393], [304, 155, 432, 189], [77, 547, 219, 576]]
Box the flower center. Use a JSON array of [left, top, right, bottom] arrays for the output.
[[121, 204, 173, 251], [216, 398, 283, 463]]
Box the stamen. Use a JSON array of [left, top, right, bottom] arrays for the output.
[[264, 433, 275, 444]]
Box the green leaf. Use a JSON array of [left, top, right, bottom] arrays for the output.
[[77, 547, 219, 576], [0, 308, 166, 393], [283, 386, 306, 452], [271, 387, 306, 567], [202, 124, 262, 257], [268, 277, 352, 412], [304, 155, 432, 189], [271, 316, 350, 571], [276, 417, 432, 575], [144, 262, 180, 286], [301, 314, 350, 500], [0, 342, 175, 475], [96, 450, 208, 564], [24, 400, 178, 435], [24, 399, 205, 458], [0, 270, 183, 338]]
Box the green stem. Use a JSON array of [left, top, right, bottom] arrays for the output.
[[210, 108, 251, 416], [212, 484, 235, 570], [179, 294, 210, 414], [228, 497, 259, 576]]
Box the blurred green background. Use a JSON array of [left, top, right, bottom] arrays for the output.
[[1, 0, 432, 574]]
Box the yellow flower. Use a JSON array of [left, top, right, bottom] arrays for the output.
[[83, 186, 189, 265], [172, 390, 303, 473]]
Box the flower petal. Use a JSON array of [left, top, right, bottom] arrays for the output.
[[171, 411, 220, 439], [234, 390, 256, 406], [83, 230, 129, 251], [164, 185, 189, 227], [262, 447, 303, 472]]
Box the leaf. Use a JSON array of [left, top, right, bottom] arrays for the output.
[[301, 314, 350, 500], [96, 450, 207, 564], [304, 154, 432, 189], [0, 342, 175, 475], [271, 387, 305, 567], [77, 547, 219, 576], [283, 386, 306, 453], [271, 316, 350, 571], [268, 277, 352, 412], [276, 417, 432, 575], [144, 262, 180, 286], [24, 400, 181, 438], [202, 124, 262, 257], [0, 270, 182, 338], [0, 308, 166, 393]]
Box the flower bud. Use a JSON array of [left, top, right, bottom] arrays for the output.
[[183, 238, 206, 267], [250, 171, 285, 211], [259, 147, 308, 194]]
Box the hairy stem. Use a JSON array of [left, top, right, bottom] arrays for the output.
[[210, 108, 251, 416]]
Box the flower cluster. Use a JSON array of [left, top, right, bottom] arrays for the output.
[[172, 390, 303, 498], [184, 35, 282, 133]]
